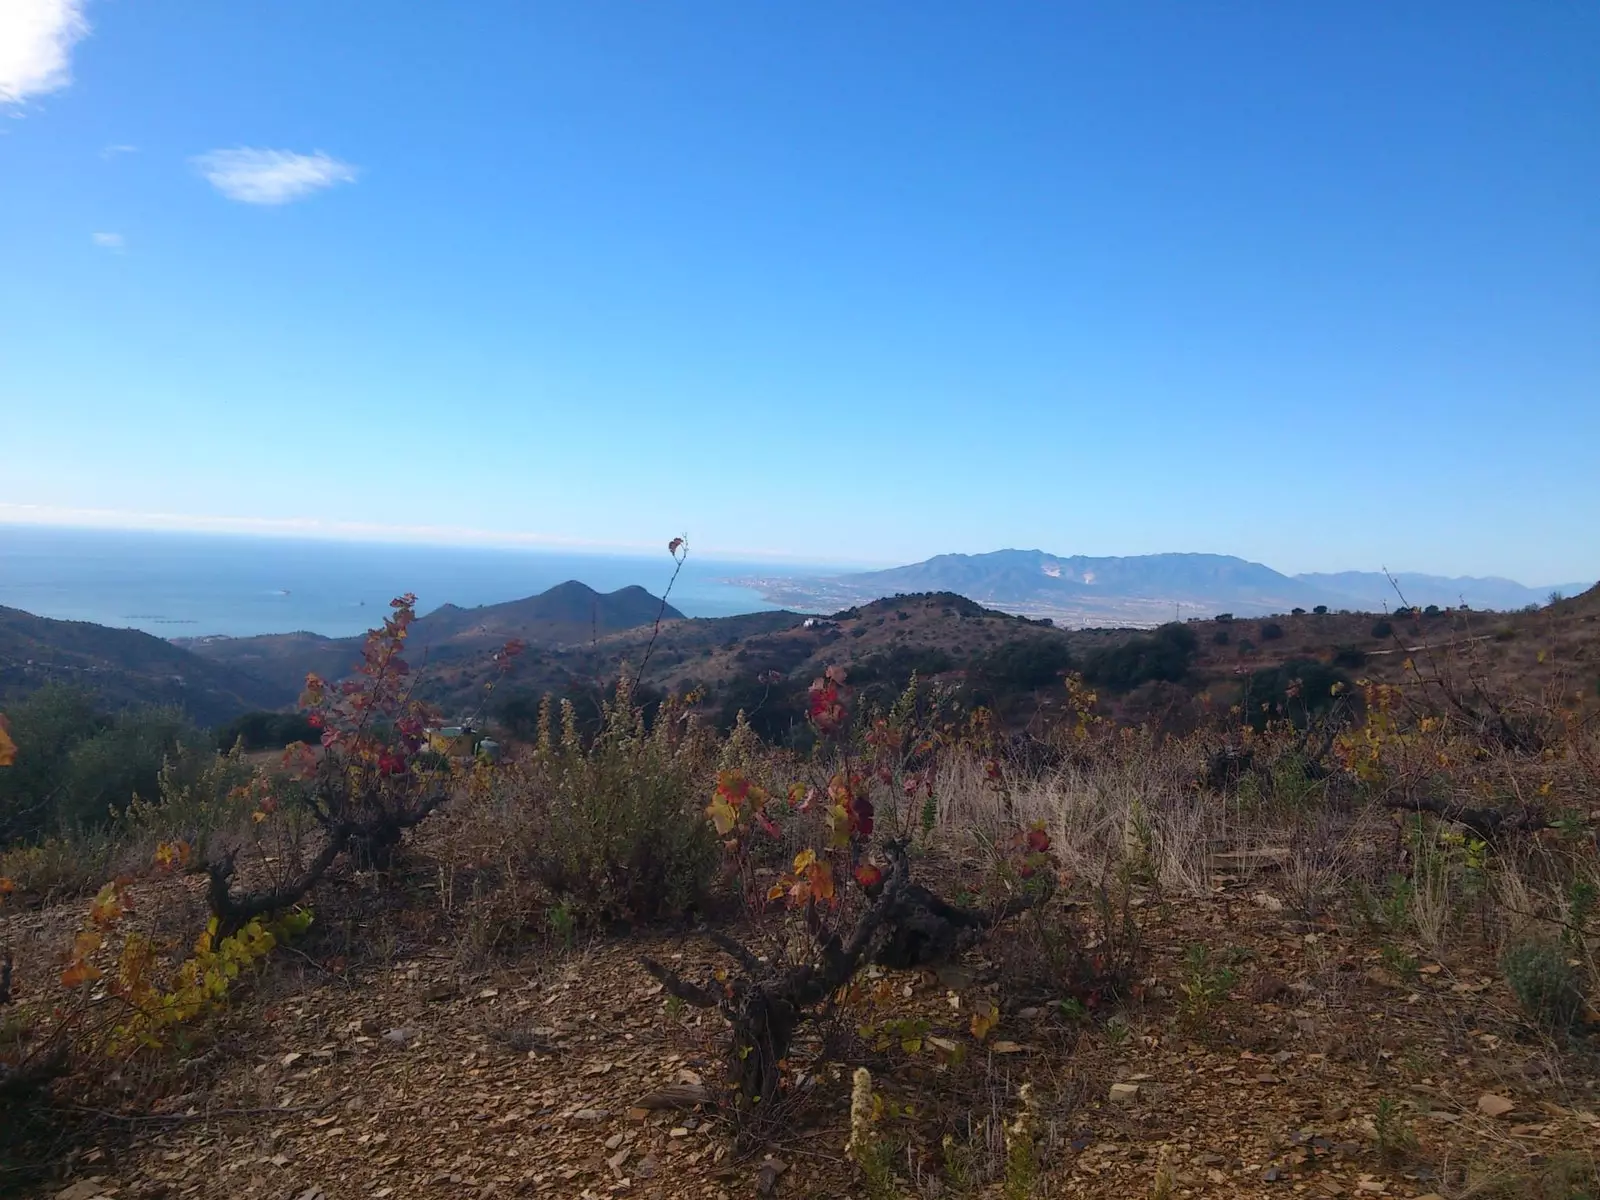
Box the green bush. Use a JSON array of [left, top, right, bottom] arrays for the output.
[[214, 710, 320, 752], [1313, 605, 1328, 615], [55, 707, 203, 831], [1332, 645, 1367, 668], [713, 675, 810, 745], [971, 638, 1071, 692], [1502, 939, 1586, 1036], [0, 687, 203, 841], [515, 687, 718, 926], [118, 741, 258, 863], [1211, 628, 1230, 646], [1370, 620, 1393, 639], [1245, 659, 1351, 729], [1259, 622, 1284, 641], [0, 685, 105, 842], [1082, 624, 1198, 692]]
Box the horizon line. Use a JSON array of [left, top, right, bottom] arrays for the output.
[[0, 503, 889, 569]]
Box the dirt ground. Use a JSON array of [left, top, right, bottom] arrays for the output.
[[10, 842, 1598, 1200]]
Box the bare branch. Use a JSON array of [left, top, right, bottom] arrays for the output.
[[206, 829, 345, 936], [639, 958, 721, 1009], [708, 931, 765, 975], [1383, 794, 1551, 841]]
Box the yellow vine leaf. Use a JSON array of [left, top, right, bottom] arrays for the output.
[[970, 1002, 999, 1042], [0, 716, 15, 767], [706, 797, 737, 836]]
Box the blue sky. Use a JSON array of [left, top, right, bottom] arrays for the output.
[[1, 2, 1596, 584]]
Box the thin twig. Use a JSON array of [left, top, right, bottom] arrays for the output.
[[632, 538, 689, 691]]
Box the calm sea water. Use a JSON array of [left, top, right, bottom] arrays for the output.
[[0, 526, 818, 639]]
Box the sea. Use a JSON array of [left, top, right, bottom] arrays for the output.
[[0, 525, 825, 640]]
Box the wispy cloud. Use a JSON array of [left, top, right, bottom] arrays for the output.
[[91, 231, 124, 251], [101, 143, 137, 158], [192, 148, 359, 205], [0, 0, 90, 105]]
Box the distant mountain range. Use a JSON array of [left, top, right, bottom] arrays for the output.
[[6, 560, 1593, 726], [737, 550, 1594, 626]]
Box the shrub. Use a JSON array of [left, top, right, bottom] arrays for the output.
[[56, 707, 204, 831], [0, 689, 203, 839], [1424, 604, 1441, 616], [1214, 613, 1234, 623], [852, 646, 956, 689], [204, 594, 481, 934], [714, 675, 810, 745], [1332, 645, 1367, 668], [1177, 943, 1237, 1027], [972, 637, 1072, 692], [1313, 605, 1329, 615], [513, 684, 718, 926], [1259, 622, 1284, 641], [0, 686, 106, 843], [214, 711, 320, 752], [1082, 623, 1198, 692], [1291, 607, 1306, 616], [1370, 619, 1393, 639], [117, 742, 257, 864], [1502, 939, 1586, 1036], [1212, 628, 1230, 646], [1245, 659, 1351, 729]]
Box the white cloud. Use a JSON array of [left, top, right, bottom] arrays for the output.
[[192, 147, 359, 205], [101, 142, 137, 158], [91, 231, 123, 250], [0, 0, 90, 105]]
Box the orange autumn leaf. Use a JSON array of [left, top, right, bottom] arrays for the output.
[[73, 929, 103, 959], [808, 859, 836, 904], [969, 1002, 999, 1042], [0, 715, 15, 767], [89, 882, 125, 927], [60, 960, 101, 988]]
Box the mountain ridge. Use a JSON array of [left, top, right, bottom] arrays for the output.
[[738, 549, 1593, 625], [0, 605, 284, 726], [179, 580, 684, 706]]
